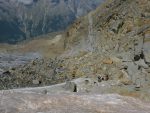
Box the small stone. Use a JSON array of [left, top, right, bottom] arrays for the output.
[[98, 76, 102, 82], [110, 20, 124, 33], [103, 59, 113, 64], [64, 81, 77, 92], [32, 80, 40, 85], [134, 55, 140, 61], [97, 74, 109, 82], [102, 75, 109, 81], [119, 70, 132, 85], [111, 57, 122, 63], [119, 65, 128, 70]]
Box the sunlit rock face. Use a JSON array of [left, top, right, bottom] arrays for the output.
[[0, 90, 150, 113], [0, 0, 104, 44]]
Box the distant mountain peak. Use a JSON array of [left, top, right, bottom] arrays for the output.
[[0, 0, 104, 43]]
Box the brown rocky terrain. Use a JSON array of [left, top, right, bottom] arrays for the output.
[[61, 0, 150, 99], [0, 0, 150, 112]]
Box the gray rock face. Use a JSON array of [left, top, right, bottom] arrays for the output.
[[0, 87, 150, 113]]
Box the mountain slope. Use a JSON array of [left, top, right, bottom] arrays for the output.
[[0, 0, 104, 43], [60, 0, 150, 97], [1, 0, 150, 102], [64, 0, 150, 55]]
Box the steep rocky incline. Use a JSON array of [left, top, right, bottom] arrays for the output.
[[1, 0, 150, 96], [0, 0, 150, 112], [64, 0, 150, 81], [0, 0, 150, 99], [0, 0, 103, 43], [60, 0, 150, 99]]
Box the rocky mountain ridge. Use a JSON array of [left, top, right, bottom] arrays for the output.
[[0, 0, 103, 43], [0, 0, 150, 98], [60, 0, 150, 98], [0, 0, 150, 112]]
